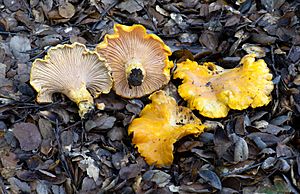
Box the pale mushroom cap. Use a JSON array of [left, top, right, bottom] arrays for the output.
[[30, 42, 113, 117], [96, 24, 173, 98]]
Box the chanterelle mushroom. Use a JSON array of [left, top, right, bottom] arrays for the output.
[[173, 54, 274, 118], [128, 90, 205, 167], [96, 24, 173, 98], [30, 42, 113, 118]]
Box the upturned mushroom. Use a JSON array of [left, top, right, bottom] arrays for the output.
[[30, 42, 113, 118], [128, 90, 205, 167], [173, 54, 274, 118], [96, 24, 173, 98]]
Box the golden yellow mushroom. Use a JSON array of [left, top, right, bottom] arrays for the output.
[[30, 42, 113, 118], [173, 54, 274, 118], [96, 24, 173, 98], [128, 90, 205, 167]]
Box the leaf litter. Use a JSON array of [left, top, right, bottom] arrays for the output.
[[0, 0, 300, 193]]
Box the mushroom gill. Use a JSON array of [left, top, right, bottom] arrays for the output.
[[30, 42, 113, 118], [96, 24, 173, 98]]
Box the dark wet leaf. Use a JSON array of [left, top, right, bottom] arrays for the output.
[[225, 15, 240, 27], [81, 177, 97, 191], [179, 182, 211, 193], [85, 114, 116, 131], [119, 164, 142, 180], [117, 0, 145, 13], [58, 2, 75, 19], [247, 132, 281, 146], [177, 141, 202, 152], [276, 158, 290, 172], [239, 0, 253, 14], [108, 127, 125, 141], [242, 43, 267, 58], [264, 124, 288, 135], [170, 49, 194, 63], [270, 115, 289, 125], [1, 151, 18, 171], [250, 33, 277, 45], [261, 157, 276, 170], [234, 115, 250, 136], [276, 144, 293, 157], [0, 0, 299, 193], [112, 152, 128, 170], [214, 128, 232, 158], [12, 122, 42, 151], [179, 33, 198, 44], [261, 0, 285, 12], [126, 103, 142, 115], [199, 31, 219, 52], [233, 137, 249, 162], [8, 177, 31, 193], [288, 46, 300, 63], [38, 118, 54, 139], [255, 176, 290, 193], [4, 0, 21, 11], [60, 130, 73, 147], [95, 94, 126, 111], [36, 181, 49, 194], [9, 36, 31, 63], [143, 170, 171, 187], [199, 169, 222, 190]]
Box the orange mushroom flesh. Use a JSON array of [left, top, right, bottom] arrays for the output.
[[96, 24, 173, 98], [30, 43, 113, 118], [128, 90, 205, 167], [173, 54, 274, 118]]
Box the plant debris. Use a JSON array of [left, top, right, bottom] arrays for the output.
[[0, 0, 300, 193]]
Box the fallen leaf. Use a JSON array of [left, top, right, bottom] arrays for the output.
[[9, 36, 32, 63], [143, 170, 171, 188], [8, 177, 31, 193], [199, 31, 219, 51], [58, 2, 75, 19], [117, 0, 145, 14], [199, 169, 222, 190], [107, 127, 125, 141], [233, 136, 249, 162], [242, 43, 267, 58], [4, 0, 21, 11], [12, 122, 42, 151], [119, 164, 141, 180]]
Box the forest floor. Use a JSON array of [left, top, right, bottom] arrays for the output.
[[0, 0, 300, 193]]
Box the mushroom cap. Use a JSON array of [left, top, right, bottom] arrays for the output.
[[30, 42, 113, 117], [173, 54, 274, 118], [96, 24, 173, 98], [128, 90, 205, 167]]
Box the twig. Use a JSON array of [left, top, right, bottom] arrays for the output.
[[0, 175, 8, 194], [220, 156, 296, 177], [0, 31, 18, 35], [27, 39, 70, 62], [134, 0, 159, 33], [92, 0, 122, 31], [64, 121, 82, 130], [26, 46, 51, 62], [80, 120, 86, 147], [270, 45, 278, 75], [54, 120, 75, 184], [14, 101, 61, 110], [20, 0, 32, 16]]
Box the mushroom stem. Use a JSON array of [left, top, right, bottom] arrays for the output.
[[68, 83, 94, 118], [125, 62, 145, 87]]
